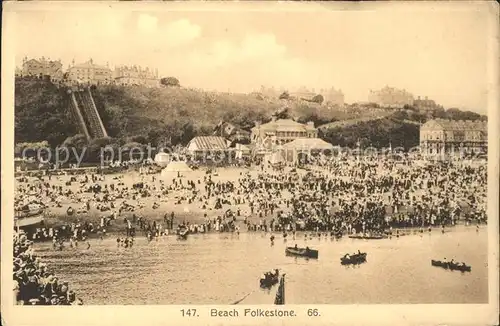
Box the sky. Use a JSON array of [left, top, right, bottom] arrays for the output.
[[8, 2, 496, 113]]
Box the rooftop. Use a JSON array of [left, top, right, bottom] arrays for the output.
[[282, 138, 334, 150], [188, 136, 229, 151], [71, 59, 111, 71], [422, 119, 487, 131], [254, 119, 316, 132]]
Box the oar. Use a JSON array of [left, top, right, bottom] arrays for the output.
[[231, 291, 254, 305]]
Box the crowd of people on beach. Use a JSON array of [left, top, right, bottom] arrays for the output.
[[13, 231, 83, 305], [13, 153, 487, 304], [15, 154, 487, 241]]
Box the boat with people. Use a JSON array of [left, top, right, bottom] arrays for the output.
[[431, 259, 471, 272], [259, 269, 280, 289], [340, 251, 367, 265], [285, 245, 319, 259]]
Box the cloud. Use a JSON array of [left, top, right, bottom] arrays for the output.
[[137, 14, 158, 33], [191, 33, 288, 68], [163, 19, 201, 47], [240, 34, 286, 59], [180, 32, 322, 92]]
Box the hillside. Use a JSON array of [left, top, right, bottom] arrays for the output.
[[15, 79, 391, 146], [321, 115, 421, 149], [15, 78, 79, 146], [91, 85, 394, 145], [14, 78, 486, 150]]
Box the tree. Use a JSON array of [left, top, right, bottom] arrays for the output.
[[128, 135, 148, 144], [160, 77, 180, 87], [311, 94, 324, 104], [62, 134, 88, 149], [60, 134, 89, 164], [391, 110, 409, 121], [180, 122, 196, 145], [15, 141, 50, 158], [274, 107, 291, 119], [403, 104, 417, 111], [119, 141, 146, 161], [279, 91, 290, 100]]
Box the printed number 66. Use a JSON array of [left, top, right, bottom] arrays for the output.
[[307, 309, 320, 317]]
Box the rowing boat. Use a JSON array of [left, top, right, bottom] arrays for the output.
[[285, 247, 319, 259], [340, 253, 367, 265], [431, 260, 471, 272]]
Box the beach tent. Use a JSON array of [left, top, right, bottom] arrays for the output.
[[264, 151, 285, 166], [234, 144, 251, 160], [282, 138, 335, 152], [160, 161, 192, 177], [281, 138, 334, 164], [154, 152, 171, 166]]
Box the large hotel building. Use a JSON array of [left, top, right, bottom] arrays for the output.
[[19, 56, 64, 82], [19, 57, 160, 87], [419, 119, 487, 156], [114, 65, 160, 88], [251, 116, 318, 146], [368, 86, 414, 108], [67, 59, 114, 85]]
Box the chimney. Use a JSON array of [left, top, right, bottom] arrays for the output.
[[271, 115, 277, 122], [254, 121, 261, 128], [307, 121, 315, 127]]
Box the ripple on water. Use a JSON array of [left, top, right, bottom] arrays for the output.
[[34, 228, 488, 304]]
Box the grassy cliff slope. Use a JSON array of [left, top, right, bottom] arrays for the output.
[[15, 78, 78, 146], [15, 79, 485, 150]]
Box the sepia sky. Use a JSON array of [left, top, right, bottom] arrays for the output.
[[9, 2, 495, 113]]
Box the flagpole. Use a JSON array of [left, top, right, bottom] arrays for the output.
[[274, 273, 286, 305], [282, 274, 286, 304]]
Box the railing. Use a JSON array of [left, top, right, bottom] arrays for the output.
[[74, 88, 107, 139], [74, 91, 95, 137], [69, 92, 91, 140], [87, 88, 108, 137]]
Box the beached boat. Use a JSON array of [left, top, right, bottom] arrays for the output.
[[348, 234, 386, 240], [340, 253, 367, 265], [14, 205, 45, 228], [431, 260, 471, 272], [260, 271, 280, 288], [285, 246, 319, 259]]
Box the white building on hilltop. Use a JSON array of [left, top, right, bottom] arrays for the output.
[[114, 65, 159, 88], [368, 86, 414, 108], [67, 58, 113, 85]]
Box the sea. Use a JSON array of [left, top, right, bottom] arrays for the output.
[[34, 226, 488, 304]]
